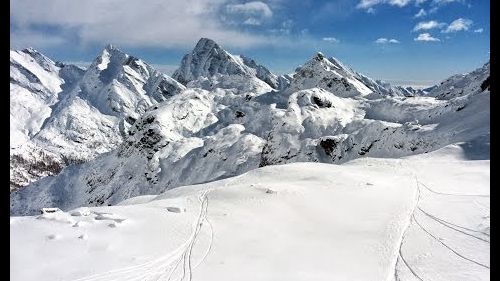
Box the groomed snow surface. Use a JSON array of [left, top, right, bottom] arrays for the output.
[[10, 144, 489, 281]]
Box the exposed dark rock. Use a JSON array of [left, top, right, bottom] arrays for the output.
[[481, 76, 490, 91], [235, 111, 245, 118], [312, 96, 333, 108], [319, 138, 338, 156]]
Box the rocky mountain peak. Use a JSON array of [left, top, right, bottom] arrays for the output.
[[173, 38, 278, 89], [286, 52, 373, 97]]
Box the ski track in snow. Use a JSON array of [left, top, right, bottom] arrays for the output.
[[166, 191, 212, 281], [68, 191, 213, 281], [411, 213, 489, 269], [393, 161, 489, 281], [416, 206, 490, 242], [393, 174, 424, 281], [418, 181, 489, 198]]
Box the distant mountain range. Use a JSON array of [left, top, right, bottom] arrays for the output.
[[10, 38, 489, 215]]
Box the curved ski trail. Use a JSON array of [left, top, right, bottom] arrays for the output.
[[68, 191, 213, 281], [393, 161, 490, 281]]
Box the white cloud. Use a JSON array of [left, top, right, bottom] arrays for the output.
[[267, 20, 294, 35], [226, 1, 273, 18], [226, 1, 273, 26], [10, 0, 277, 49], [442, 18, 473, 33], [428, 6, 439, 13], [474, 28, 484, 33], [357, 0, 418, 9], [432, 0, 463, 5], [428, 0, 464, 13], [389, 0, 412, 6], [414, 33, 440, 41], [357, 0, 382, 9], [414, 8, 426, 18], [357, 0, 462, 10], [357, 0, 411, 9], [413, 20, 446, 31], [375, 37, 400, 44], [323, 37, 340, 43], [243, 18, 262, 25]]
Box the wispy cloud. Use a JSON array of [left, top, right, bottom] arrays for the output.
[[375, 38, 400, 44], [322, 37, 340, 43], [413, 20, 446, 31], [357, 0, 412, 9], [358, 0, 464, 11], [414, 32, 440, 41], [442, 18, 473, 33], [414, 8, 426, 18], [432, 0, 464, 5], [474, 28, 484, 33]]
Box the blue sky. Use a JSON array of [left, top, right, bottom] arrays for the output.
[[10, 0, 489, 87]]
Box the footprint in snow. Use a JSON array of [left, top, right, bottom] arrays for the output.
[[166, 207, 184, 213], [94, 213, 126, 223], [47, 234, 60, 240]]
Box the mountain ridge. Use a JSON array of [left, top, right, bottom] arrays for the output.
[[10, 38, 490, 215]]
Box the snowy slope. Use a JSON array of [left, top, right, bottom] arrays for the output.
[[427, 61, 490, 100], [10, 45, 185, 190], [10, 48, 66, 149], [10, 145, 489, 281], [10, 39, 490, 215]]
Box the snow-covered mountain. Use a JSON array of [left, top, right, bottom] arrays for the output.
[[173, 38, 279, 89], [10, 45, 185, 190], [10, 48, 68, 149], [427, 61, 490, 100], [355, 72, 427, 97], [10, 38, 490, 215]]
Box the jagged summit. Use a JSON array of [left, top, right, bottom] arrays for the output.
[[172, 38, 278, 88], [104, 43, 117, 51], [10, 45, 186, 190], [286, 52, 373, 97]]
